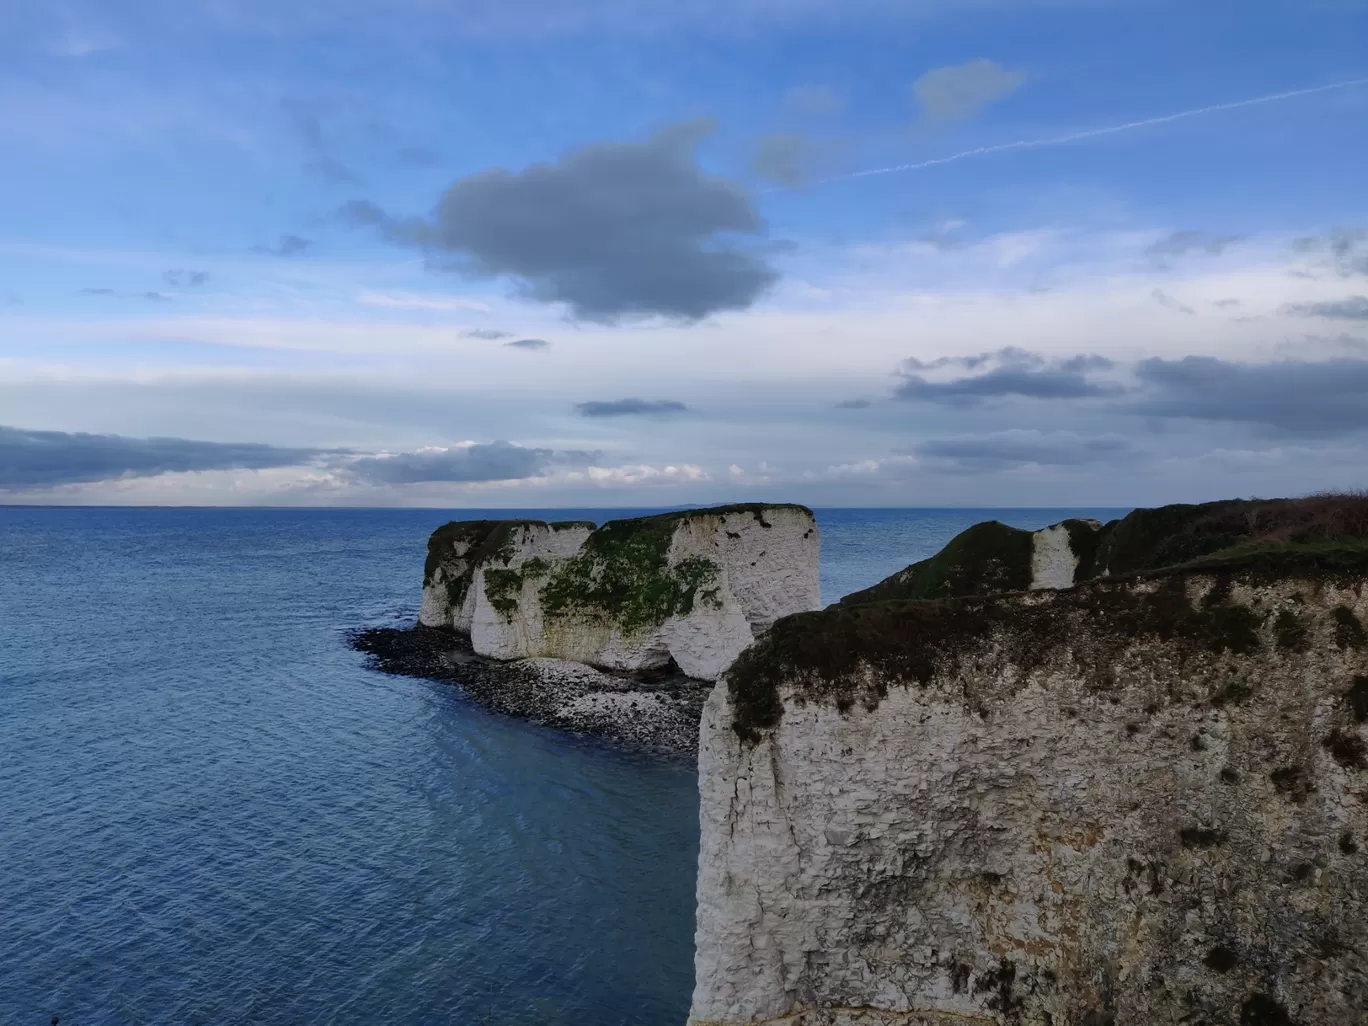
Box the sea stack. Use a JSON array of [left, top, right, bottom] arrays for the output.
[[419, 504, 820, 682]]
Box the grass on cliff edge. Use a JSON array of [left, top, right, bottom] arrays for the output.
[[731, 540, 1368, 743], [838, 492, 1368, 607]]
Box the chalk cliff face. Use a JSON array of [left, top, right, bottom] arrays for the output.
[[419, 504, 819, 682], [691, 559, 1368, 1026]]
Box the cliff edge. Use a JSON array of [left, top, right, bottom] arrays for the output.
[[692, 498, 1368, 1026], [840, 496, 1368, 605]]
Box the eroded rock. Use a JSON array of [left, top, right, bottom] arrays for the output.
[[691, 559, 1368, 1025], [419, 504, 820, 682]]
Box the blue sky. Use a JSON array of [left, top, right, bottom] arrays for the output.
[[2, 0, 1366, 505]]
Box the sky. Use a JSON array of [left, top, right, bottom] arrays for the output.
[[2, 0, 1366, 507]]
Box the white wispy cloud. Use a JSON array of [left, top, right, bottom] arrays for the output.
[[833, 77, 1368, 184], [356, 290, 491, 312]]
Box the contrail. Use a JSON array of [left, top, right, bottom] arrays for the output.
[[830, 77, 1368, 183]]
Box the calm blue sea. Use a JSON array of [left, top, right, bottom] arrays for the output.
[[0, 505, 1124, 1026]]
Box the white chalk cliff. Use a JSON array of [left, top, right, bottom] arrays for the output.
[[690, 565, 1368, 1025], [419, 504, 819, 682]]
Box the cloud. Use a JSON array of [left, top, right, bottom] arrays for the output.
[[584, 463, 708, 486], [1133, 355, 1368, 435], [0, 425, 318, 490], [574, 398, 690, 417], [504, 338, 551, 350], [1285, 296, 1368, 320], [1151, 288, 1196, 315], [913, 430, 1133, 471], [464, 328, 513, 340], [144, 291, 172, 302], [1145, 231, 1241, 259], [79, 287, 116, 295], [252, 234, 313, 257], [749, 133, 810, 187], [1293, 226, 1368, 277], [164, 269, 210, 287], [357, 290, 489, 312], [912, 59, 1025, 122], [285, 102, 357, 184], [894, 347, 1118, 405], [836, 398, 873, 409], [342, 441, 552, 484], [342, 119, 778, 322], [842, 80, 1368, 186], [785, 84, 843, 116]]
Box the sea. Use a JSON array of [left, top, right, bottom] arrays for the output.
[[1, 505, 1126, 1026]]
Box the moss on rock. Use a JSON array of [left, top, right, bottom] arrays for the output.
[[1062, 518, 1106, 580], [539, 514, 723, 636], [483, 556, 553, 618], [1274, 609, 1312, 652], [1332, 604, 1367, 649], [425, 519, 589, 617]]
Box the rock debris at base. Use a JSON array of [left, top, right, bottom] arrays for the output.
[[350, 625, 712, 755]]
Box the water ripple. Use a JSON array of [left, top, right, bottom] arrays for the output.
[[0, 504, 1118, 1025]]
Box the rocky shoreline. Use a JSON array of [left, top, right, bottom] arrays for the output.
[[349, 625, 712, 756]]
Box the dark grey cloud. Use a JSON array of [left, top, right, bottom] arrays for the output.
[[0, 425, 318, 490], [79, 287, 116, 295], [1214, 298, 1241, 308], [1151, 288, 1195, 315], [343, 441, 551, 484], [749, 133, 812, 187], [1285, 296, 1368, 320], [463, 328, 513, 340], [575, 398, 690, 418], [1293, 226, 1368, 277], [285, 102, 357, 184], [1145, 231, 1241, 259], [1133, 356, 1368, 435], [504, 337, 551, 350], [252, 234, 314, 257], [164, 269, 210, 287], [341, 120, 778, 322], [913, 432, 1133, 472], [912, 59, 1024, 122], [836, 398, 873, 409], [144, 291, 172, 302], [895, 347, 1118, 406]]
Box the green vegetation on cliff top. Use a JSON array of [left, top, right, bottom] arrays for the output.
[[729, 543, 1368, 742], [840, 520, 1035, 604], [840, 494, 1368, 607]]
